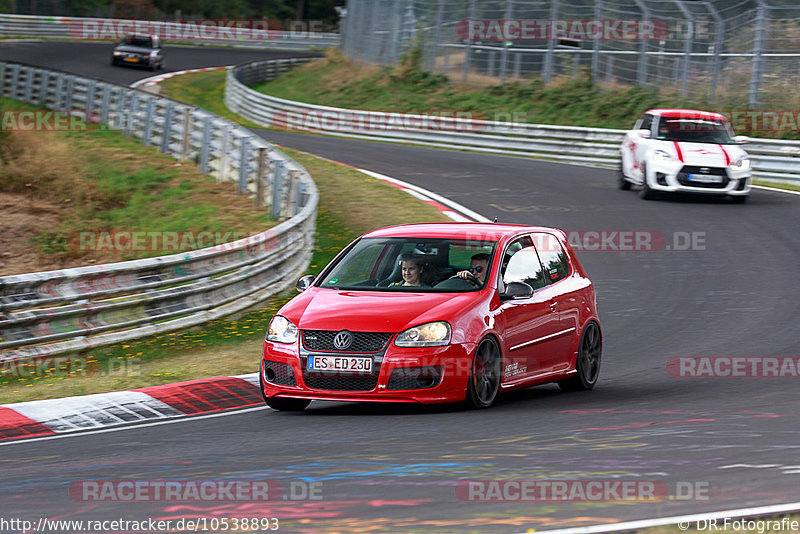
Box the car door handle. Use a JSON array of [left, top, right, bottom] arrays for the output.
[[549, 301, 557, 311]]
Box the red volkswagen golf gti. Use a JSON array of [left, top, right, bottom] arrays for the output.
[[261, 223, 602, 410]]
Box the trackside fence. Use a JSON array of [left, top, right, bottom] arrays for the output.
[[0, 13, 339, 50], [0, 61, 318, 362], [225, 58, 800, 184]]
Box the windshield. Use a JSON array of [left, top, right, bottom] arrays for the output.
[[655, 117, 735, 144], [318, 237, 497, 292], [120, 36, 154, 48]]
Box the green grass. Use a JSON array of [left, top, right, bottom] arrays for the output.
[[0, 89, 450, 403], [253, 50, 800, 141]]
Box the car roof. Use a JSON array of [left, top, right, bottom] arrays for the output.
[[362, 222, 562, 240], [645, 108, 727, 121]]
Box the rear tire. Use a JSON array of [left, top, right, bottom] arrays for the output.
[[465, 337, 502, 409], [558, 321, 602, 392]]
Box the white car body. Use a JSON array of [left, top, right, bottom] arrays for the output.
[[619, 109, 751, 200]]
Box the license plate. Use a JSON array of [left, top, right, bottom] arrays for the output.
[[123, 57, 139, 63], [308, 355, 372, 373], [687, 173, 723, 183]]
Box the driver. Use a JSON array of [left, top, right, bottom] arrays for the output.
[[456, 253, 490, 285]]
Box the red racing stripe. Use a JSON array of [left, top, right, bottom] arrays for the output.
[[134, 377, 262, 415], [0, 407, 56, 440], [718, 144, 731, 166], [673, 141, 684, 162]]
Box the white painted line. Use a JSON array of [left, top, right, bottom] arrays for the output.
[[357, 168, 491, 223], [130, 65, 233, 88], [752, 184, 800, 196], [0, 406, 269, 447], [529, 501, 800, 533]]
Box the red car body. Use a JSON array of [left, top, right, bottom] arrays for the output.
[[260, 223, 602, 410]]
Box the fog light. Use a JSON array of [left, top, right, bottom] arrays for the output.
[[265, 367, 276, 382], [656, 172, 667, 186]]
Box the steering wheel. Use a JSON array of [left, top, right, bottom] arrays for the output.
[[447, 273, 481, 287]]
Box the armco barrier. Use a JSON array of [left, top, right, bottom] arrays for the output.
[[225, 58, 800, 184], [0, 13, 339, 50], [0, 61, 318, 362]]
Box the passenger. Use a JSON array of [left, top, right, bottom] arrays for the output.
[[456, 253, 490, 286], [391, 252, 436, 287]]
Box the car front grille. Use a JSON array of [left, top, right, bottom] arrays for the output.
[[677, 166, 729, 189], [387, 366, 443, 390], [263, 360, 296, 386], [303, 371, 380, 391], [302, 330, 393, 353]]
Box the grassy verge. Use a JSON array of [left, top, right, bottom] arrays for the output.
[[0, 97, 275, 272], [0, 86, 450, 403], [753, 179, 800, 192]]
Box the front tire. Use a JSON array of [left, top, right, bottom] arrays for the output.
[[730, 195, 747, 204], [558, 321, 602, 392], [465, 337, 502, 409], [639, 164, 656, 200], [618, 161, 631, 190]]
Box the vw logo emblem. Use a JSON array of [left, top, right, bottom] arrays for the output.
[[700, 167, 710, 173], [333, 330, 354, 350]]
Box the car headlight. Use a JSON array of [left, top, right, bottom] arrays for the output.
[[729, 157, 750, 171], [395, 321, 451, 347], [113, 51, 123, 56], [149, 51, 158, 57], [267, 315, 298, 344], [653, 150, 673, 162]]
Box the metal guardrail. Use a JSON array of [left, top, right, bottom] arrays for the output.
[[0, 61, 319, 362], [0, 14, 339, 50], [225, 58, 800, 184]]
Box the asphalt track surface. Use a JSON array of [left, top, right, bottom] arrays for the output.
[[1, 42, 799, 533]]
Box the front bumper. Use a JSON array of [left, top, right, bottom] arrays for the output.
[[647, 160, 751, 196], [261, 340, 476, 404]]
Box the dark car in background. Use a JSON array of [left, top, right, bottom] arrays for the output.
[[111, 34, 165, 70]]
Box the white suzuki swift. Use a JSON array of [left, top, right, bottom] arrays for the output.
[[619, 109, 751, 202]]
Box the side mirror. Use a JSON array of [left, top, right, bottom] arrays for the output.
[[636, 129, 651, 139], [296, 274, 315, 292], [500, 281, 533, 301], [734, 135, 749, 144]]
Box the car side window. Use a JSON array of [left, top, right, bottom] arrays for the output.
[[532, 233, 571, 283], [638, 114, 653, 133], [501, 236, 547, 290]]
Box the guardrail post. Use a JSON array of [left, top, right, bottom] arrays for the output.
[[160, 102, 174, 153], [237, 135, 250, 193], [53, 72, 64, 109], [9, 64, 21, 100], [271, 159, 285, 220], [256, 147, 267, 207], [200, 114, 212, 173], [218, 125, 230, 183], [23, 67, 35, 103], [180, 109, 193, 161], [287, 169, 300, 216], [85, 79, 97, 113], [64, 76, 74, 109], [295, 180, 308, 213], [38, 71, 49, 106], [100, 84, 111, 124], [125, 92, 138, 136], [143, 97, 155, 146]]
